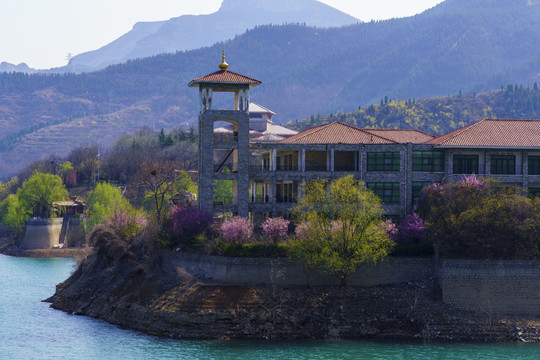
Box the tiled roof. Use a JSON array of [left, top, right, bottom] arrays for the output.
[[189, 70, 261, 87], [249, 102, 275, 115], [428, 119, 540, 148], [366, 129, 435, 143], [263, 124, 298, 137], [252, 134, 285, 143], [280, 122, 397, 144]]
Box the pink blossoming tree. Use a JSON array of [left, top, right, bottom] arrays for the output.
[[262, 217, 290, 243], [219, 216, 253, 244]]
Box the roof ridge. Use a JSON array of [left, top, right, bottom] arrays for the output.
[[288, 122, 335, 142], [430, 119, 486, 145], [358, 127, 398, 144]]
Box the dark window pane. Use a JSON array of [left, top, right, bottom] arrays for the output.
[[491, 155, 515, 175], [529, 156, 540, 175], [367, 182, 400, 203], [367, 152, 400, 171], [453, 155, 478, 174]]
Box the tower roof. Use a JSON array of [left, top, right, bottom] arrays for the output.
[[188, 52, 261, 88], [188, 69, 261, 87]]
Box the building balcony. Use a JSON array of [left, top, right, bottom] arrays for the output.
[[276, 195, 297, 203], [276, 164, 299, 171], [305, 163, 327, 172], [248, 164, 272, 172], [213, 196, 237, 206], [250, 195, 270, 203]]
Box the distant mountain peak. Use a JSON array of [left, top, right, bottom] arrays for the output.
[[65, 0, 357, 72]]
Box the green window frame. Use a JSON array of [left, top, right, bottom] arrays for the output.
[[453, 155, 478, 174], [367, 152, 400, 171], [412, 151, 444, 172], [529, 156, 540, 175], [491, 155, 515, 175], [367, 182, 400, 204]]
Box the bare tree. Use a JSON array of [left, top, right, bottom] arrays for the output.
[[132, 160, 178, 221]]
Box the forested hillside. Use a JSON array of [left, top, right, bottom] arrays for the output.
[[293, 84, 540, 135], [1, 0, 540, 176]]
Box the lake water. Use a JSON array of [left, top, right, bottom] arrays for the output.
[[2, 254, 540, 359]]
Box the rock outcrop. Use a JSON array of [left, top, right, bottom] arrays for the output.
[[46, 229, 539, 342]]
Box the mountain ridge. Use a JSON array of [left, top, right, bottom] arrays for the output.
[[0, 0, 358, 73], [1, 0, 540, 176]]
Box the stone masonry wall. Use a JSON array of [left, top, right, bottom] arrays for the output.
[[170, 253, 433, 287], [441, 260, 540, 316], [171, 254, 540, 316], [22, 221, 63, 249]]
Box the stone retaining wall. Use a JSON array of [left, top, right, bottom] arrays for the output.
[[21, 222, 63, 249], [441, 260, 540, 315], [170, 253, 433, 287], [171, 254, 540, 315]]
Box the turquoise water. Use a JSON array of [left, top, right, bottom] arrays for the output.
[[2, 254, 540, 360]]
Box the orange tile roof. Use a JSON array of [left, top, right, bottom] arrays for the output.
[[280, 122, 397, 144], [189, 70, 261, 87], [366, 129, 435, 143], [428, 119, 540, 148]]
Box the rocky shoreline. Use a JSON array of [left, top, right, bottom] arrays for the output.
[[45, 230, 540, 342]]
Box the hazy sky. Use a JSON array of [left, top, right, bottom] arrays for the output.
[[0, 0, 443, 69]]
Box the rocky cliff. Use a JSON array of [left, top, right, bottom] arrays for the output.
[[46, 228, 540, 341]]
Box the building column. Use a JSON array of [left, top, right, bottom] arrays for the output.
[[330, 147, 335, 173], [301, 148, 306, 174], [485, 152, 491, 176], [236, 111, 250, 217], [404, 143, 413, 215], [523, 150, 529, 192], [207, 88, 213, 110], [444, 150, 453, 182]]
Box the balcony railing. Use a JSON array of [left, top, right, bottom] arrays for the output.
[[213, 196, 236, 206], [334, 165, 357, 172], [276, 195, 297, 203], [305, 163, 327, 171], [248, 164, 271, 172], [276, 164, 299, 171], [250, 195, 270, 204]]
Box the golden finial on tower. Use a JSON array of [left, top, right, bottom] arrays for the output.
[[219, 50, 229, 71]]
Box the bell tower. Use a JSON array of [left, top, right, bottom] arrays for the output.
[[188, 52, 261, 217]]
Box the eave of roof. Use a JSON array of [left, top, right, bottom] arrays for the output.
[[249, 102, 276, 115], [188, 70, 261, 88]]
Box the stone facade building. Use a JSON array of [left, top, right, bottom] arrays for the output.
[[190, 57, 540, 221]]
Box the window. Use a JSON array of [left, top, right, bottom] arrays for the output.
[[453, 155, 478, 174], [367, 152, 400, 171], [529, 188, 540, 198], [529, 156, 540, 175], [491, 155, 515, 175], [412, 151, 444, 172], [277, 154, 294, 171], [367, 182, 400, 204], [412, 181, 433, 201]]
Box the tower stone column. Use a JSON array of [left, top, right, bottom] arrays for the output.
[[189, 52, 261, 217]]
